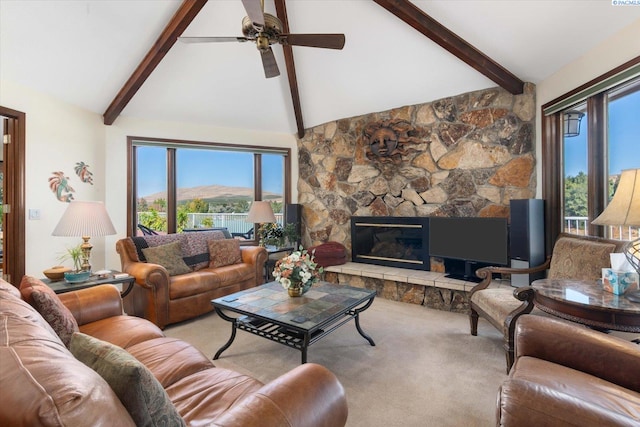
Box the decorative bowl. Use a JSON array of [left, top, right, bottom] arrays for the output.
[[43, 266, 71, 281], [64, 270, 91, 284]]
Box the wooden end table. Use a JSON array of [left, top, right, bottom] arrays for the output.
[[530, 278, 640, 333]]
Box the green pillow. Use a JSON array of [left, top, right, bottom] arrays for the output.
[[142, 241, 192, 276], [70, 332, 185, 427]]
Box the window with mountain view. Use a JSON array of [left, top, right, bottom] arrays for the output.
[[129, 139, 290, 239]]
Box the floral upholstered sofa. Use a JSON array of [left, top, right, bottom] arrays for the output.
[[116, 230, 267, 329]]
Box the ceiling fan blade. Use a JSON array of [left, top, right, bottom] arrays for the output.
[[241, 0, 265, 28], [179, 36, 251, 43], [281, 34, 345, 50], [260, 47, 280, 78]]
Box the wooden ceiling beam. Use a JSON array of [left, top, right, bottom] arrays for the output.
[[274, 0, 305, 138], [373, 0, 524, 95], [103, 0, 208, 125]]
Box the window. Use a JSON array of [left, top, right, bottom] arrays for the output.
[[543, 58, 640, 250], [128, 137, 290, 240]]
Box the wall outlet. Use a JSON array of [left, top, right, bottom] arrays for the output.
[[28, 209, 41, 220]]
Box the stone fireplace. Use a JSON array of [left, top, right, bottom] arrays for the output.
[[298, 84, 536, 256]]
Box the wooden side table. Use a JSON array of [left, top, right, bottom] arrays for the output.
[[42, 271, 135, 297], [530, 278, 640, 333]]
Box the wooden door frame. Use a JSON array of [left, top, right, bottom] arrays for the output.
[[0, 106, 26, 284]]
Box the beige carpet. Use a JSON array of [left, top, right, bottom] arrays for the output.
[[164, 297, 507, 427]]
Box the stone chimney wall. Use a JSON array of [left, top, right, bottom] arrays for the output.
[[298, 84, 536, 252]]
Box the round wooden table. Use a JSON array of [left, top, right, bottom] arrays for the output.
[[531, 279, 640, 333]]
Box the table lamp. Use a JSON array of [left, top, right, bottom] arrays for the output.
[[52, 201, 117, 272], [592, 169, 640, 302], [246, 201, 276, 246]]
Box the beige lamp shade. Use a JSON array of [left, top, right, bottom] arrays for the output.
[[52, 201, 117, 237], [592, 169, 640, 227], [246, 201, 276, 223]]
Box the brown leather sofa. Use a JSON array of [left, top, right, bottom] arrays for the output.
[[0, 279, 348, 426], [116, 231, 268, 328], [497, 315, 640, 426]]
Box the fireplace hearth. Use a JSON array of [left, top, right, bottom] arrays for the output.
[[351, 216, 430, 271]]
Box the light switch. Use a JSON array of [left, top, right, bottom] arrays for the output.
[[28, 209, 41, 220]]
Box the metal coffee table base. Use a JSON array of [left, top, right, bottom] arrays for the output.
[[213, 297, 375, 364]]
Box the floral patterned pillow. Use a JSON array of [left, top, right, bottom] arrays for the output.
[[208, 239, 243, 268], [142, 241, 192, 276], [20, 275, 79, 347]]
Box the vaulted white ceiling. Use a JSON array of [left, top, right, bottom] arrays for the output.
[[2, 1, 639, 135]]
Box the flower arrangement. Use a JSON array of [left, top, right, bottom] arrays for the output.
[[273, 247, 324, 295]]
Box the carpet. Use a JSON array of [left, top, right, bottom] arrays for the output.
[[164, 297, 507, 427]]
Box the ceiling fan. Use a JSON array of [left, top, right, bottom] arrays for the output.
[[178, 0, 345, 78]]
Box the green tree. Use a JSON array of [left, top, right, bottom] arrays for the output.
[[201, 216, 214, 228], [270, 201, 283, 214], [184, 198, 209, 213], [564, 172, 588, 217], [176, 205, 189, 232], [152, 198, 166, 212], [136, 197, 148, 212], [234, 200, 249, 213], [138, 209, 167, 232]]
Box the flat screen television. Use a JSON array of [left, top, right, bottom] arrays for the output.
[[429, 217, 509, 282]]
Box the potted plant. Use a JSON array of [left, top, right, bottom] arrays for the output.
[[57, 244, 91, 283], [260, 223, 299, 248]]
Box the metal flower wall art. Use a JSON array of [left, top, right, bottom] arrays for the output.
[[49, 171, 75, 202], [74, 162, 93, 185]]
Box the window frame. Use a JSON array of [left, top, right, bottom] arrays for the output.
[[541, 56, 640, 253], [126, 136, 291, 241]]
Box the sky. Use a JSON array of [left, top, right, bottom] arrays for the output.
[[137, 147, 284, 197], [564, 89, 640, 177]]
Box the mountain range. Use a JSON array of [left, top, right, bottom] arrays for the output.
[[141, 185, 281, 204]]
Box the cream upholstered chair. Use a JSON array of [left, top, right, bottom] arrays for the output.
[[468, 233, 626, 372]]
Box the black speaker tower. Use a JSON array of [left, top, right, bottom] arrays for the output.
[[509, 199, 545, 286]]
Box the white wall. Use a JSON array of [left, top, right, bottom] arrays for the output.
[[1, 80, 107, 276], [534, 18, 640, 198]]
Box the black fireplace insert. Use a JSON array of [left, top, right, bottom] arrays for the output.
[[351, 216, 430, 271]]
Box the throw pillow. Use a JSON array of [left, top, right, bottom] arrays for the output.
[[182, 230, 227, 271], [208, 239, 243, 268], [70, 332, 186, 427], [20, 275, 79, 347], [142, 241, 192, 276]]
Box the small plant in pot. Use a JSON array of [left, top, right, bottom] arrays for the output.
[[57, 245, 91, 283]]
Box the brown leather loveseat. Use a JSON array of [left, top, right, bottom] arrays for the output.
[[116, 230, 268, 328], [497, 315, 640, 426], [1, 278, 348, 426]]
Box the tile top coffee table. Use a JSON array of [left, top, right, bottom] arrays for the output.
[[211, 281, 376, 363]]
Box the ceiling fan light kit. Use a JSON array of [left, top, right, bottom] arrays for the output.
[[179, 0, 345, 79]]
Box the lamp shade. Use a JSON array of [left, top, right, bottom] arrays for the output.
[[52, 201, 117, 237], [246, 201, 276, 223], [592, 169, 640, 227]]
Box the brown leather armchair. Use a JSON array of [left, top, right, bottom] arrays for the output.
[[469, 233, 626, 372], [497, 315, 640, 426]]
